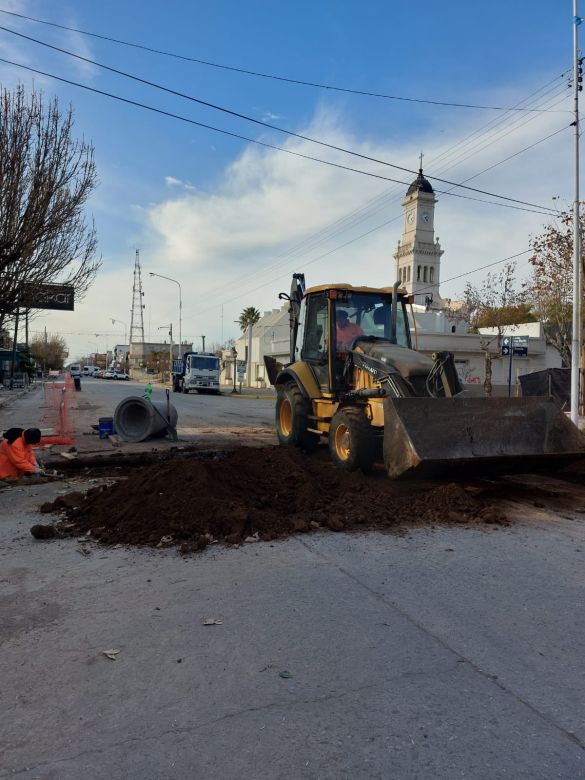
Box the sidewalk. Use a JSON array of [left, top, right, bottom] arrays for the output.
[[0, 383, 37, 409]]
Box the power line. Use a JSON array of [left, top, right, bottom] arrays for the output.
[[0, 24, 562, 214], [0, 25, 554, 211], [0, 7, 570, 114], [0, 55, 559, 217], [415, 250, 532, 296]]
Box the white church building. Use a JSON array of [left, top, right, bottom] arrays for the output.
[[224, 168, 560, 393]]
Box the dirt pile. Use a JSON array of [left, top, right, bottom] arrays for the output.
[[41, 447, 506, 552]]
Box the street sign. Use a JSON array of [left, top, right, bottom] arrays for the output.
[[501, 335, 529, 357], [22, 283, 75, 311]]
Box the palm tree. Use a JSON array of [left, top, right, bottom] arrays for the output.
[[238, 306, 261, 333]]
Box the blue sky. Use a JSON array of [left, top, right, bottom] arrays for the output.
[[0, 0, 578, 357]]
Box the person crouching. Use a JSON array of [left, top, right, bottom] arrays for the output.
[[0, 428, 44, 480]]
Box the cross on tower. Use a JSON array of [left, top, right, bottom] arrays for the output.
[[419, 151, 424, 171]]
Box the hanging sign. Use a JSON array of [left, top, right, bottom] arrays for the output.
[[22, 283, 75, 311]]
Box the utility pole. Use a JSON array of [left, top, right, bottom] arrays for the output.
[[169, 323, 173, 385], [571, 2, 582, 424]]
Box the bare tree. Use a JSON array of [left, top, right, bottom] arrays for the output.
[[29, 332, 68, 371], [0, 85, 100, 330]]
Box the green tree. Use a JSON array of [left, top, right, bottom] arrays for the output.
[[238, 306, 261, 333]]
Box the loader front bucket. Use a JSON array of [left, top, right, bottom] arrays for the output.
[[383, 396, 585, 479]]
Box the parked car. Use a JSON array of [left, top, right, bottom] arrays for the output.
[[96, 369, 106, 378], [114, 371, 129, 380], [104, 370, 116, 379]]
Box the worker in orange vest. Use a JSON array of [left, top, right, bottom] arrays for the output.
[[336, 309, 364, 352], [0, 428, 43, 480]]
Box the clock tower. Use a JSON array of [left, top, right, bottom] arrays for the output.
[[393, 165, 444, 308]]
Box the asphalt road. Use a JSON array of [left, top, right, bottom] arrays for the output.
[[2, 386, 585, 777], [77, 377, 276, 430]]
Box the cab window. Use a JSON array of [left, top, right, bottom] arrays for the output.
[[301, 294, 328, 362]]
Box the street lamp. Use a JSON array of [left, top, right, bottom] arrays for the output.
[[157, 323, 173, 384], [149, 272, 182, 355], [110, 318, 128, 344], [231, 346, 238, 394]]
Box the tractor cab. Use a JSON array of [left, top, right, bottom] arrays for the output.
[[292, 283, 414, 394]]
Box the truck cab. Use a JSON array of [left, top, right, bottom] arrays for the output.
[[172, 351, 221, 395]]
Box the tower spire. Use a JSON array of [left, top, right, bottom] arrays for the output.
[[129, 249, 145, 347]]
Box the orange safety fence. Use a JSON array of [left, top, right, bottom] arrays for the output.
[[40, 376, 75, 446]]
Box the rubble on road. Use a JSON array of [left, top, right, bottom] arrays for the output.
[[38, 447, 508, 552]]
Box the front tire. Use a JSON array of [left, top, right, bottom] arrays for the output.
[[275, 382, 319, 452], [329, 407, 376, 473]]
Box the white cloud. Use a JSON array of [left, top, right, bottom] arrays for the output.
[[262, 111, 283, 122], [63, 23, 100, 80], [165, 176, 182, 187]]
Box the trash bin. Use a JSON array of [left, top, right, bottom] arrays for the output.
[[98, 417, 114, 438], [74, 376, 81, 391]]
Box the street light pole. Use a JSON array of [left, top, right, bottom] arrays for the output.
[[231, 347, 238, 394], [149, 272, 182, 356], [110, 318, 128, 345], [157, 323, 173, 384]]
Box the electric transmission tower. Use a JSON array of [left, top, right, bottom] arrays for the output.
[[129, 249, 145, 346]]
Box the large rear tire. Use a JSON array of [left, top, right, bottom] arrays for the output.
[[329, 407, 376, 473], [275, 382, 319, 453]]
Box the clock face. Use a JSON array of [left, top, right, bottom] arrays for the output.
[[407, 211, 415, 224], [422, 212, 430, 223]]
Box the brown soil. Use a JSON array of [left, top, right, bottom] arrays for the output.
[[41, 446, 508, 552]]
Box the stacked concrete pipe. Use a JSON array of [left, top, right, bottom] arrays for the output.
[[114, 396, 178, 443]]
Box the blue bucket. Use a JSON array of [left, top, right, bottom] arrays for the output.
[[98, 417, 115, 439]]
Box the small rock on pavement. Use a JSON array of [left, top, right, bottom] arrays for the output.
[[30, 524, 57, 540]]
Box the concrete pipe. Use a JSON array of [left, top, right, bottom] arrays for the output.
[[114, 396, 178, 443]]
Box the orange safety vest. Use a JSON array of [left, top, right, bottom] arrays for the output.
[[336, 322, 364, 351], [0, 435, 38, 479]]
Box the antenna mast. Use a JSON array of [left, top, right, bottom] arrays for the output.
[[129, 249, 145, 347]]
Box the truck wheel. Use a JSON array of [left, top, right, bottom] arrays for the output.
[[276, 382, 319, 453], [329, 407, 376, 473]]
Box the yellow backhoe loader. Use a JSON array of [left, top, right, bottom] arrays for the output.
[[264, 273, 585, 478]]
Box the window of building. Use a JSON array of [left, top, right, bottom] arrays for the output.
[[407, 266, 411, 282], [429, 267, 434, 283], [417, 265, 421, 282], [423, 266, 428, 283]]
